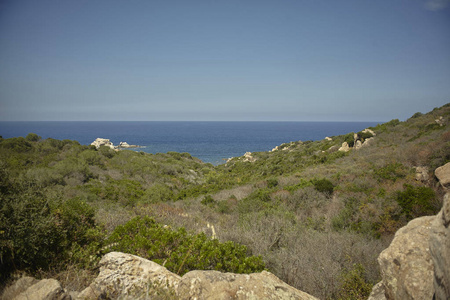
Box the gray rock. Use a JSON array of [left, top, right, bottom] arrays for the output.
[[177, 270, 319, 300], [415, 166, 430, 182], [435, 162, 450, 189], [78, 251, 318, 300], [13, 279, 69, 300], [1, 276, 38, 300], [430, 193, 450, 300], [367, 281, 387, 300], [377, 216, 435, 300], [77, 252, 180, 299]]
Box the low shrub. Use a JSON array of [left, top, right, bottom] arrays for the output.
[[107, 216, 265, 275], [312, 178, 335, 196], [337, 263, 373, 300], [395, 184, 436, 219]]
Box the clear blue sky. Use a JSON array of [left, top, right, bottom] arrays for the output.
[[0, 0, 449, 121]]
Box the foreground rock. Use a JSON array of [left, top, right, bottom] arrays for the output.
[[76, 252, 318, 300], [78, 252, 181, 299], [430, 193, 450, 299], [377, 216, 435, 299], [178, 270, 318, 300], [6, 278, 70, 300], [369, 192, 450, 300]]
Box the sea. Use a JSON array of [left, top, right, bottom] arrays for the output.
[[0, 121, 380, 165]]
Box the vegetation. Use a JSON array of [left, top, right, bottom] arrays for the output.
[[1, 103, 449, 299]]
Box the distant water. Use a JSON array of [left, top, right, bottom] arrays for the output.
[[0, 121, 379, 165]]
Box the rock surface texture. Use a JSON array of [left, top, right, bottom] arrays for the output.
[[369, 190, 450, 300], [377, 216, 435, 299], [78, 252, 181, 299], [435, 162, 450, 189], [177, 270, 318, 300], [90, 138, 115, 150], [74, 252, 318, 299], [10, 278, 70, 300], [430, 193, 450, 300], [75, 251, 318, 299]]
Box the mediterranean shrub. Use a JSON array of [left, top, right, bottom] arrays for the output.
[[395, 184, 436, 219], [107, 216, 265, 275], [312, 178, 334, 196]]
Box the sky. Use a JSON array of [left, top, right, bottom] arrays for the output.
[[0, 0, 449, 121]]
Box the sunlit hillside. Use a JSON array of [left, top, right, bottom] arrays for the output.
[[1, 104, 449, 299]]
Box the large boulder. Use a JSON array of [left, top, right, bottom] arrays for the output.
[[369, 192, 450, 300], [377, 216, 435, 299], [90, 138, 115, 150], [12, 279, 69, 300], [435, 162, 450, 190], [78, 252, 181, 299], [430, 193, 450, 299], [77, 251, 318, 300], [338, 142, 350, 152], [178, 270, 318, 300]]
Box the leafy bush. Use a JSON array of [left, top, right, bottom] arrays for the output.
[[25, 133, 41, 142], [395, 184, 436, 219], [344, 133, 355, 147], [0, 137, 32, 152], [0, 172, 104, 281], [107, 216, 265, 275], [312, 178, 334, 196], [337, 263, 373, 300]]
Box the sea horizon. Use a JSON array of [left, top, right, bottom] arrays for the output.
[[0, 121, 381, 165]]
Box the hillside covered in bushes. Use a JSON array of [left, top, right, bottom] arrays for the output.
[[1, 104, 449, 299]]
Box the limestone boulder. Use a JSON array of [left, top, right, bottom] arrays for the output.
[[77, 251, 318, 300], [177, 270, 319, 300], [430, 193, 450, 299], [377, 216, 435, 300], [415, 166, 430, 182], [12, 279, 69, 300], [1, 277, 38, 300], [435, 162, 450, 189], [338, 142, 350, 152], [90, 138, 115, 150], [78, 252, 181, 299]]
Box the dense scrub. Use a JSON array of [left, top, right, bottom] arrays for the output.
[[1, 104, 449, 299]]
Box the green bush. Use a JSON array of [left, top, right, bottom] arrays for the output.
[[0, 137, 32, 152], [25, 133, 42, 142], [395, 184, 436, 219], [312, 178, 334, 196], [0, 172, 104, 281], [142, 184, 174, 203], [337, 263, 373, 300], [107, 216, 265, 275], [344, 133, 355, 147], [374, 162, 407, 182]]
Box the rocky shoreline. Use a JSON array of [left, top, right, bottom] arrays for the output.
[[90, 138, 140, 150]]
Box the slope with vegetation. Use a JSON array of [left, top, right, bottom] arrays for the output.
[[1, 104, 449, 299]]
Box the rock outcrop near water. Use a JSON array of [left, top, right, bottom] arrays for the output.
[[90, 138, 139, 150]]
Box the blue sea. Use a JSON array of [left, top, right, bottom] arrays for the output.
[[0, 121, 379, 165]]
